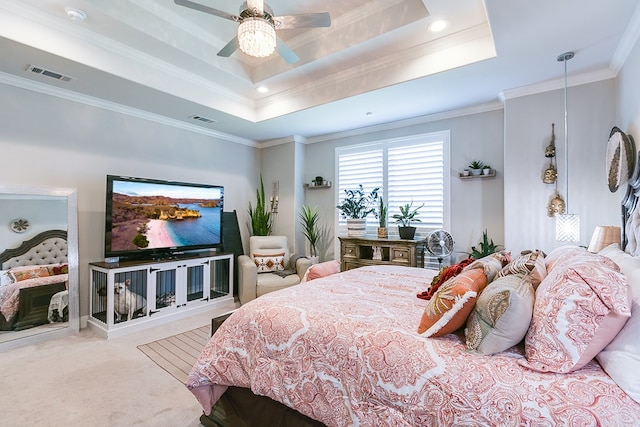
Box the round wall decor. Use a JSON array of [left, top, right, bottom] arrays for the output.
[[606, 126, 636, 192], [10, 218, 30, 233]]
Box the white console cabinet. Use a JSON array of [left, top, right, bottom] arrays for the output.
[[88, 253, 234, 338]]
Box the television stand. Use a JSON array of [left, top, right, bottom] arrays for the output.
[[87, 252, 234, 338]]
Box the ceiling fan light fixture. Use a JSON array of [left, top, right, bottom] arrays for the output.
[[238, 17, 276, 58]]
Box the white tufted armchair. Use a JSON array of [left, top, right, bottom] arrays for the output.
[[237, 236, 311, 305]]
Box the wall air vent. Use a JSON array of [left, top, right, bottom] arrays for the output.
[[189, 114, 217, 124], [26, 64, 75, 82]]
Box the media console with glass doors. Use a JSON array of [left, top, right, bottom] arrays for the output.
[[88, 252, 233, 338]]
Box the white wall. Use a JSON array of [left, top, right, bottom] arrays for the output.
[[0, 83, 260, 318], [296, 108, 505, 262], [504, 79, 619, 255], [617, 32, 640, 154], [0, 197, 67, 251]]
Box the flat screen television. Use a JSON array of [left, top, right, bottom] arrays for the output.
[[105, 175, 224, 261]]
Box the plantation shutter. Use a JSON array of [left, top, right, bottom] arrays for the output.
[[336, 131, 449, 240]]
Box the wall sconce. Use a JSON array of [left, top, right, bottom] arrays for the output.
[[555, 51, 580, 242], [270, 180, 279, 214]]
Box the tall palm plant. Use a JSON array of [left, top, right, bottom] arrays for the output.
[[299, 205, 320, 257], [248, 176, 273, 236]]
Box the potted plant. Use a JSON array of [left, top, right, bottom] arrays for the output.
[[392, 201, 424, 239], [248, 176, 273, 236], [299, 205, 321, 263], [482, 164, 492, 175], [336, 185, 379, 237], [377, 197, 388, 238], [468, 160, 485, 176], [469, 229, 500, 258]]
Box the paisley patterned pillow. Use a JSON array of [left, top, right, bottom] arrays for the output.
[[418, 268, 487, 337], [520, 257, 631, 373], [465, 273, 535, 355], [463, 250, 511, 283]]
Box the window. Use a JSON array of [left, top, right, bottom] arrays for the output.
[[336, 131, 450, 240]]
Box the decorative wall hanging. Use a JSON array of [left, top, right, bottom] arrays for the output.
[[10, 218, 30, 233], [547, 191, 566, 217], [606, 126, 636, 192], [543, 123, 557, 184]]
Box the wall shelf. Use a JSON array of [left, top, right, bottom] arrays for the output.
[[304, 183, 332, 189], [458, 172, 496, 180]]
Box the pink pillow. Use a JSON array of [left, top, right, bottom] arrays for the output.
[[520, 256, 631, 373], [302, 260, 340, 282]]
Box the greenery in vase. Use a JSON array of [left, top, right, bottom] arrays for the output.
[[392, 201, 424, 227], [248, 176, 273, 236], [469, 229, 500, 258], [336, 184, 379, 219], [468, 160, 485, 170], [377, 197, 388, 228], [299, 205, 321, 257]]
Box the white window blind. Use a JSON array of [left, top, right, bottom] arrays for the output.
[[336, 131, 449, 240]]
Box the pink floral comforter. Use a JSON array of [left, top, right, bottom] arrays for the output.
[[0, 274, 68, 321], [186, 265, 640, 426]]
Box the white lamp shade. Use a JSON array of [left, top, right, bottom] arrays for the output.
[[556, 213, 580, 242], [587, 225, 621, 252]]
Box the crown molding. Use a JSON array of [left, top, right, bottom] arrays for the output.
[[611, 1, 640, 73]]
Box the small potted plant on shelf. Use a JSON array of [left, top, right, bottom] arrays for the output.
[[336, 184, 379, 237], [299, 205, 321, 263], [468, 160, 485, 176], [482, 164, 492, 175], [376, 197, 388, 238], [392, 200, 424, 239]]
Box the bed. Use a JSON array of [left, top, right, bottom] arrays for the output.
[[0, 230, 69, 331], [186, 160, 640, 426]]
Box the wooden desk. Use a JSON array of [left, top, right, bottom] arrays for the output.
[[338, 236, 426, 271]]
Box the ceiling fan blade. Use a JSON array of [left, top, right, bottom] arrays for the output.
[[276, 37, 299, 64], [217, 36, 239, 57], [274, 13, 331, 29], [247, 0, 264, 15], [174, 0, 239, 22]]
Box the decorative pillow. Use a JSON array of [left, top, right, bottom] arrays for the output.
[[302, 260, 340, 282], [10, 266, 51, 282], [465, 273, 535, 355], [418, 268, 487, 337], [463, 251, 511, 283], [48, 263, 69, 275], [0, 270, 14, 287], [253, 253, 285, 273], [544, 245, 619, 273], [417, 258, 474, 300], [496, 250, 546, 289], [596, 243, 640, 403], [520, 256, 631, 373]]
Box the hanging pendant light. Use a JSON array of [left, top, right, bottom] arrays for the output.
[[555, 51, 580, 242]]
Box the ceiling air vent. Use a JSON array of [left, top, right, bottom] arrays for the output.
[[189, 115, 217, 124], [26, 64, 75, 82]]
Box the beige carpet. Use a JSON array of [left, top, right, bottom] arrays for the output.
[[138, 324, 211, 383]]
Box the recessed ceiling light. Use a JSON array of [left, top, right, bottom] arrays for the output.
[[65, 7, 87, 22], [429, 19, 448, 33], [256, 86, 269, 93]]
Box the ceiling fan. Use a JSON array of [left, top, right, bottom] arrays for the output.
[[174, 0, 331, 64]]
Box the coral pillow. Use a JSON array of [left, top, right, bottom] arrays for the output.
[[496, 250, 546, 289], [520, 256, 631, 373], [302, 260, 340, 282], [253, 253, 285, 273], [463, 251, 511, 283], [465, 273, 535, 355], [418, 268, 487, 337], [10, 266, 51, 282]]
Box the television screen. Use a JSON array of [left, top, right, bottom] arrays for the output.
[[105, 175, 224, 260]]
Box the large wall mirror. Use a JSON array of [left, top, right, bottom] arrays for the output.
[[0, 185, 79, 350]]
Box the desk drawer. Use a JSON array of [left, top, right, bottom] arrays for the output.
[[390, 248, 411, 264], [342, 244, 358, 258]]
